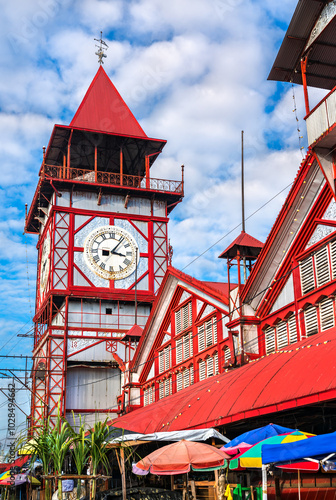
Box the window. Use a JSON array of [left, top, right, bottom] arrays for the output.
[[176, 366, 194, 392], [143, 386, 155, 406], [288, 314, 297, 344], [199, 360, 206, 381], [175, 302, 192, 335], [276, 321, 288, 349], [224, 346, 231, 363], [176, 332, 193, 364], [159, 377, 172, 399], [265, 326, 275, 354], [300, 257, 315, 295], [159, 346, 170, 373], [300, 239, 336, 295], [198, 353, 218, 381], [320, 297, 334, 331], [304, 305, 318, 337], [198, 316, 217, 352]]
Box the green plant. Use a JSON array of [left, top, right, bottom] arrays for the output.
[[87, 418, 111, 500], [49, 407, 73, 500], [70, 413, 90, 500]]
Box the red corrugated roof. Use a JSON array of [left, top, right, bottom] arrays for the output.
[[202, 282, 237, 295], [219, 231, 263, 259], [113, 328, 336, 433], [70, 66, 147, 137]]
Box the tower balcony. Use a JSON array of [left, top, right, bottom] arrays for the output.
[[306, 86, 336, 149], [42, 163, 184, 196], [25, 163, 184, 234]]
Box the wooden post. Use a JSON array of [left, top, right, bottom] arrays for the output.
[[120, 148, 123, 186], [145, 156, 150, 189], [214, 470, 219, 500], [120, 447, 126, 500], [94, 146, 98, 182], [301, 56, 310, 115], [63, 154, 66, 179]]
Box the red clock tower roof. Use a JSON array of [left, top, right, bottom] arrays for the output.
[[70, 66, 147, 137]]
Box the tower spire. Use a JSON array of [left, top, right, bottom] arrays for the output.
[[94, 31, 108, 65]]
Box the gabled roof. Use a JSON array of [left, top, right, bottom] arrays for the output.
[[113, 327, 336, 433], [70, 66, 147, 137], [218, 231, 263, 260], [241, 152, 327, 312], [132, 266, 233, 377]]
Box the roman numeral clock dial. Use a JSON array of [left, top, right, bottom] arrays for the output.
[[84, 225, 139, 280]]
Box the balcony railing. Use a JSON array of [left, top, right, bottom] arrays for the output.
[[42, 164, 183, 195], [306, 86, 336, 147]]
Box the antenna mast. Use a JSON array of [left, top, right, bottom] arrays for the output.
[[241, 130, 247, 283]]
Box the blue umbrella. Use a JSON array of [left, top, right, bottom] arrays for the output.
[[224, 424, 295, 448]]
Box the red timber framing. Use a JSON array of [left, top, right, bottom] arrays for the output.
[[239, 149, 336, 358], [27, 66, 184, 429], [123, 267, 238, 412]]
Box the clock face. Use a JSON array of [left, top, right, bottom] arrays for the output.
[[84, 225, 139, 281], [40, 235, 51, 294]]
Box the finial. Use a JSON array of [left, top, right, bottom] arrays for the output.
[[94, 31, 108, 65]]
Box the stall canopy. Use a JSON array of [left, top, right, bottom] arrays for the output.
[[262, 431, 336, 465], [108, 428, 229, 446]]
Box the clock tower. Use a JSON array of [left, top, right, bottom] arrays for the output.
[[25, 66, 183, 428]]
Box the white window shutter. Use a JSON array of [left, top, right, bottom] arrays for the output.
[[288, 314, 297, 344], [175, 310, 182, 335], [265, 327, 275, 354], [224, 346, 231, 363], [276, 321, 288, 349], [176, 338, 183, 364], [176, 372, 183, 392], [330, 240, 336, 279], [304, 305, 318, 337], [320, 297, 334, 331], [207, 356, 214, 377], [198, 324, 205, 351], [300, 257, 315, 295], [199, 360, 206, 380], [315, 246, 330, 287]]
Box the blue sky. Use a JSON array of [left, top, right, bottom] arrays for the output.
[[0, 0, 324, 442]]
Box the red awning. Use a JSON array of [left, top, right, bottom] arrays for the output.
[[112, 328, 336, 434]]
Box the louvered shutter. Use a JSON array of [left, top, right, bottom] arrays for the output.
[[159, 350, 164, 373], [144, 389, 149, 406], [320, 297, 334, 331], [176, 338, 183, 364], [183, 334, 190, 360], [149, 386, 153, 404], [199, 360, 206, 380], [300, 257, 315, 295], [288, 314, 297, 344], [189, 332, 193, 357], [205, 320, 213, 347], [188, 301, 192, 327], [224, 346, 230, 362], [207, 356, 214, 377], [176, 372, 183, 392], [315, 246, 330, 287], [159, 381, 164, 399], [183, 369, 189, 388], [175, 310, 182, 335], [213, 318, 217, 343], [198, 324, 205, 351], [330, 240, 336, 279], [304, 305, 318, 337], [214, 352, 219, 374], [190, 364, 194, 385], [265, 327, 275, 354], [165, 346, 170, 370], [276, 321, 288, 349]]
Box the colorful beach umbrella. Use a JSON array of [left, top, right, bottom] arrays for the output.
[[135, 440, 230, 475], [229, 431, 313, 470], [223, 424, 295, 449]]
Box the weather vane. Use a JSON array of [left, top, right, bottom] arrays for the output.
[[94, 31, 108, 65]]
